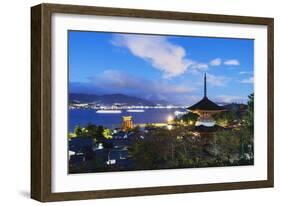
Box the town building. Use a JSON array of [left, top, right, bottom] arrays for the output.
[[122, 116, 133, 131]]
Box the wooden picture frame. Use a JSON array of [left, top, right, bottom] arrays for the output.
[[31, 3, 274, 202]]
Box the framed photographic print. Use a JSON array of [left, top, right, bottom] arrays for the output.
[[31, 3, 274, 202]]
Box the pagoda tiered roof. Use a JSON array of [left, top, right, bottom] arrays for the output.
[[187, 73, 225, 112], [188, 96, 225, 111]]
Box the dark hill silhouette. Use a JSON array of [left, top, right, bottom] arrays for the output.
[[69, 93, 161, 106]]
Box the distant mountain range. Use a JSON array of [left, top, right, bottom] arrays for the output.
[[224, 103, 247, 111], [69, 93, 170, 106]]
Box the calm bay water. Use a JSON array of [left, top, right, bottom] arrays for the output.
[[68, 108, 186, 132]]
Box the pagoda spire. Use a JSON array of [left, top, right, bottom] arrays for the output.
[[204, 73, 207, 97]]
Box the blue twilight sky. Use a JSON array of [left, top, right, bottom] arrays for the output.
[[68, 30, 254, 106]]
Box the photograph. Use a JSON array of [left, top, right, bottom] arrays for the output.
[[67, 31, 254, 174]]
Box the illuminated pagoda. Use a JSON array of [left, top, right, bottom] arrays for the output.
[[187, 73, 225, 133]]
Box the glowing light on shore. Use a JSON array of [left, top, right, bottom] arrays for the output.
[[167, 115, 173, 122]]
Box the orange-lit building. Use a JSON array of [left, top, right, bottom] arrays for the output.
[[122, 116, 133, 131]]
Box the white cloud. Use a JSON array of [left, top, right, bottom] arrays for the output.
[[240, 76, 254, 84], [224, 59, 240, 66], [191, 63, 208, 71], [210, 58, 222, 66], [89, 69, 194, 96], [216, 95, 246, 103], [112, 34, 193, 78], [239, 71, 252, 75], [181, 95, 202, 106], [206, 73, 230, 87]]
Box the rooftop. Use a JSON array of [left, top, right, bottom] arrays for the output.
[[188, 96, 225, 111], [187, 73, 225, 112]]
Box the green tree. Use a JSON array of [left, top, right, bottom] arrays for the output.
[[180, 112, 199, 125], [130, 126, 212, 170], [102, 128, 112, 139], [213, 130, 240, 162], [213, 110, 238, 127], [244, 93, 254, 131], [85, 123, 98, 137], [96, 125, 105, 141], [131, 125, 141, 133], [239, 93, 254, 160], [74, 125, 83, 136], [130, 128, 177, 169]]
